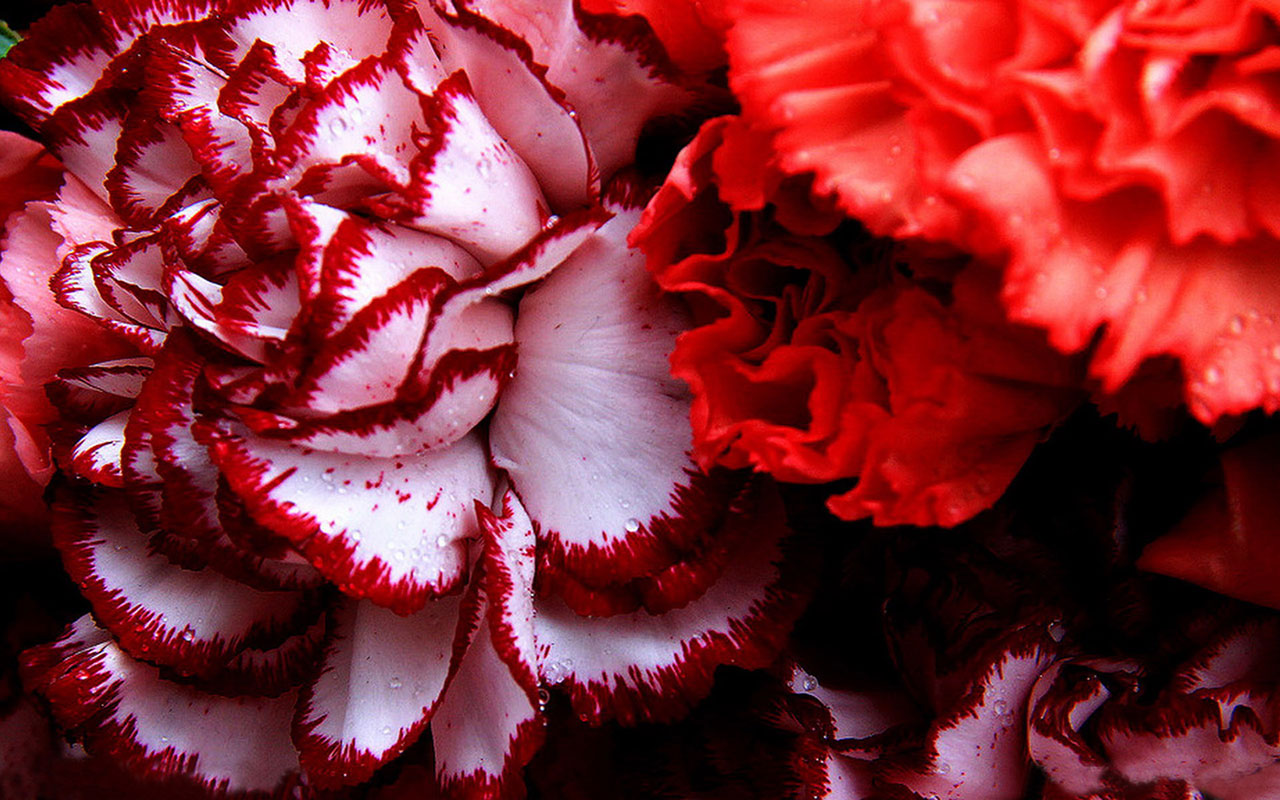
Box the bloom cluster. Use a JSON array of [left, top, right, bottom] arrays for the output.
[[0, 0, 1278, 799]]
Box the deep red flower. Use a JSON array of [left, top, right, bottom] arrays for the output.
[[724, 0, 1280, 425], [633, 115, 1082, 527]]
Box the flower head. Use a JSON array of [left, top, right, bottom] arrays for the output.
[[724, 0, 1280, 425], [1, 0, 803, 794]]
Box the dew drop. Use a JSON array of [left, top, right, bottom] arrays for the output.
[[935, 762, 951, 776], [992, 698, 1010, 717], [623, 518, 641, 533], [1269, 344, 1280, 361], [181, 629, 195, 642], [801, 675, 818, 692], [392, 549, 406, 562], [1229, 315, 1245, 336], [537, 688, 550, 705], [1094, 286, 1108, 300], [543, 659, 570, 685], [328, 116, 349, 136], [1204, 365, 1223, 385], [388, 677, 403, 690], [1133, 286, 1148, 304], [160, 736, 170, 744], [1047, 147, 1062, 161], [435, 534, 449, 548], [381, 726, 393, 736]]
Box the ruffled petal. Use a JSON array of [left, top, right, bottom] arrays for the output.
[[53, 486, 315, 677], [21, 616, 301, 797], [206, 423, 493, 613], [294, 595, 465, 788]]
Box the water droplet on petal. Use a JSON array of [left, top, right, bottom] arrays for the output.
[[1204, 366, 1223, 385], [623, 518, 641, 533], [381, 726, 393, 736], [544, 660, 570, 685], [992, 698, 1009, 717], [388, 677, 403, 690], [435, 534, 449, 548], [1229, 315, 1245, 336]]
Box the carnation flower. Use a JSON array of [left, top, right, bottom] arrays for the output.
[[632, 114, 1083, 527], [0, 0, 805, 795], [724, 0, 1280, 425]]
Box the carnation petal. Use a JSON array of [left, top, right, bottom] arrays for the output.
[[104, 111, 210, 228], [382, 71, 549, 264], [217, 0, 395, 85], [21, 616, 301, 796], [295, 595, 465, 788], [883, 636, 1057, 800], [0, 5, 118, 125], [432, 497, 542, 800], [432, 614, 543, 799], [458, 0, 696, 182], [53, 487, 315, 677], [42, 91, 129, 206], [207, 424, 493, 614], [411, 3, 595, 208], [70, 409, 131, 487], [533, 480, 800, 725], [489, 206, 717, 585]]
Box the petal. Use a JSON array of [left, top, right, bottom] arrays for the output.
[[431, 615, 543, 799], [0, 5, 118, 125], [883, 634, 1059, 800], [206, 423, 494, 614], [295, 595, 465, 788], [457, 0, 698, 182], [532, 480, 803, 725], [375, 71, 549, 264], [489, 205, 720, 585], [21, 616, 301, 796], [104, 110, 210, 228], [431, 502, 543, 799], [408, 4, 595, 208], [69, 408, 131, 487], [53, 486, 316, 678]]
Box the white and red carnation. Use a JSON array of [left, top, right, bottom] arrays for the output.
[[0, 0, 804, 795], [724, 0, 1280, 426]]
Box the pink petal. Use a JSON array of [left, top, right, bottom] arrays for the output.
[[532, 480, 802, 725], [431, 510, 542, 800], [410, 3, 595, 208], [376, 71, 549, 264], [0, 5, 119, 125], [295, 595, 465, 788], [207, 423, 494, 614], [432, 614, 543, 800], [456, 0, 696, 182], [104, 111, 210, 227], [69, 409, 131, 487], [884, 634, 1059, 800], [489, 205, 714, 586], [41, 91, 129, 205], [53, 486, 316, 677], [216, 0, 395, 85], [21, 615, 302, 796]]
